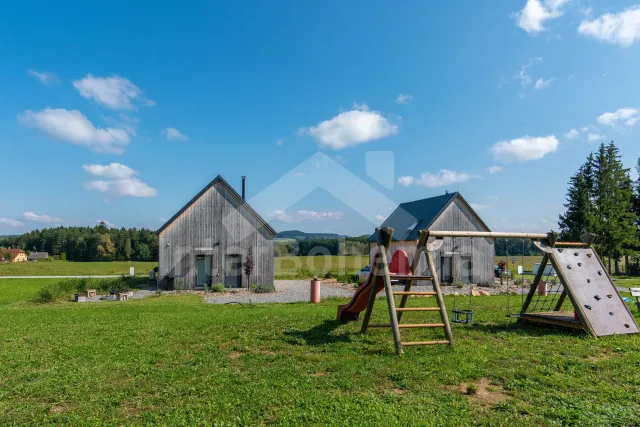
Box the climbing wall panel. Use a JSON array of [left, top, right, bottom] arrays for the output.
[[549, 247, 639, 336]]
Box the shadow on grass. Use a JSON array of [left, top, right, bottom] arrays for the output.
[[283, 319, 352, 346], [467, 320, 587, 338]]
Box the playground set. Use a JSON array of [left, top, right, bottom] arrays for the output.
[[337, 226, 639, 355]]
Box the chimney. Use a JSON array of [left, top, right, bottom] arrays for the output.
[[241, 176, 246, 200]]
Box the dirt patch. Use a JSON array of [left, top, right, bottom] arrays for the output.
[[309, 372, 328, 377], [49, 404, 72, 414], [458, 378, 509, 408], [393, 388, 405, 395], [583, 352, 615, 363], [228, 351, 242, 359]]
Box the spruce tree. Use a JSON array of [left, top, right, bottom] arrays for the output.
[[558, 165, 594, 241]]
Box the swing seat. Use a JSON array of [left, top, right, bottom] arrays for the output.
[[452, 308, 473, 324]]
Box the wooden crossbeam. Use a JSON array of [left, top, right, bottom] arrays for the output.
[[369, 323, 445, 329], [395, 307, 440, 312], [393, 291, 436, 296]]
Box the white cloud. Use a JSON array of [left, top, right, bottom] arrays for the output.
[[83, 163, 156, 197], [97, 220, 117, 228], [534, 77, 555, 90], [165, 127, 188, 141], [565, 129, 580, 139], [0, 218, 23, 227], [84, 178, 156, 198], [488, 166, 504, 174], [396, 94, 413, 104], [491, 135, 559, 162], [276, 139, 286, 146], [27, 69, 60, 86], [398, 170, 474, 188], [72, 74, 152, 110], [597, 107, 640, 127], [18, 108, 130, 154], [515, 0, 569, 34], [23, 212, 62, 223], [470, 203, 488, 211], [578, 6, 640, 47], [292, 172, 305, 177], [375, 214, 385, 222], [83, 163, 136, 179], [397, 176, 415, 186], [302, 105, 398, 150], [514, 57, 543, 86], [487, 195, 499, 201], [268, 210, 343, 222], [587, 133, 604, 142]]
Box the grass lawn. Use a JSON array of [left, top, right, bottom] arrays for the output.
[[0, 280, 639, 425], [0, 260, 157, 277]]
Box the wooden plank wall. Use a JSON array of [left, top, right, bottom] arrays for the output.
[[369, 197, 494, 284], [158, 182, 274, 289]]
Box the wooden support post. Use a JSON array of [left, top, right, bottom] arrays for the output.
[[424, 247, 454, 347], [376, 227, 404, 355], [397, 230, 429, 322], [554, 290, 568, 311], [360, 251, 383, 334], [520, 253, 549, 315]]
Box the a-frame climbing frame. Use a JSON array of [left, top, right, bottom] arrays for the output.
[[360, 226, 454, 355], [518, 233, 640, 336]]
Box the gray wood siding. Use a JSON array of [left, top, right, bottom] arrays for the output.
[[158, 181, 274, 289], [369, 197, 494, 284]]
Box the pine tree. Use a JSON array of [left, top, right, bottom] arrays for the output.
[[591, 142, 636, 273], [558, 164, 594, 241]]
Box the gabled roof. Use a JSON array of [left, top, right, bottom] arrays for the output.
[[156, 175, 276, 236], [1, 248, 25, 257], [28, 252, 49, 260], [369, 192, 490, 242]]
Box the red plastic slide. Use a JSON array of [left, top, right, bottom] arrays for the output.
[[337, 254, 385, 323]]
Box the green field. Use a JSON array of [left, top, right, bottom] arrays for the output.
[[1, 278, 640, 425], [275, 255, 369, 279], [0, 260, 157, 277]]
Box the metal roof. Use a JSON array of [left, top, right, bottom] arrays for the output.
[[368, 192, 490, 242], [156, 175, 276, 236]]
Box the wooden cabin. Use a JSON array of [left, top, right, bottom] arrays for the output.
[[157, 175, 275, 290], [369, 192, 494, 285]]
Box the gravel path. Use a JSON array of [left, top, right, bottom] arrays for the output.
[[204, 280, 355, 304]]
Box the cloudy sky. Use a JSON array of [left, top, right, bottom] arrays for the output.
[[1, 1, 640, 236]]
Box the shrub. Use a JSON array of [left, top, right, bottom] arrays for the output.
[[250, 283, 275, 293], [211, 283, 225, 293], [34, 279, 85, 303], [514, 278, 524, 286], [454, 282, 465, 289], [466, 384, 478, 395], [59, 252, 67, 261]]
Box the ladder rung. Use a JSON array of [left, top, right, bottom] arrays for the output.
[[395, 307, 441, 312], [392, 291, 436, 296], [401, 340, 450, 346], [369, 323, 445, 328]]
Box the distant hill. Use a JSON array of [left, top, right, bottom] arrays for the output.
[[275, 230, 350, 240]]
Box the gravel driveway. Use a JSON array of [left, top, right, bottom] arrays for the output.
[[204, 280, 355, 304]]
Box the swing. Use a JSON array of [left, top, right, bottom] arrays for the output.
[[452, 286, 474, 323]]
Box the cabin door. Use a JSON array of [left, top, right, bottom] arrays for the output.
[[195, 255, 212, 288], [461, 256, 472, 283], [225, 254, 242, 288], [441, 256, 452, 283]]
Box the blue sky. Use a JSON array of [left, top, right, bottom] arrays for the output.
[[2, 0, 640, 236]]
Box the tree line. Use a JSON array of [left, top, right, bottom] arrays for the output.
[[274, 236, 370, 257], [559, 142, 638, 274], [0, 222, 159, 262]]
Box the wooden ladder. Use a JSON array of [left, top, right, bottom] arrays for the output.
[[361, 226, 454, 355]]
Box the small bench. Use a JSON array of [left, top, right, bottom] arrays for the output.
[[86, 289, 97, 298], [116, 293, 129, 301]]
